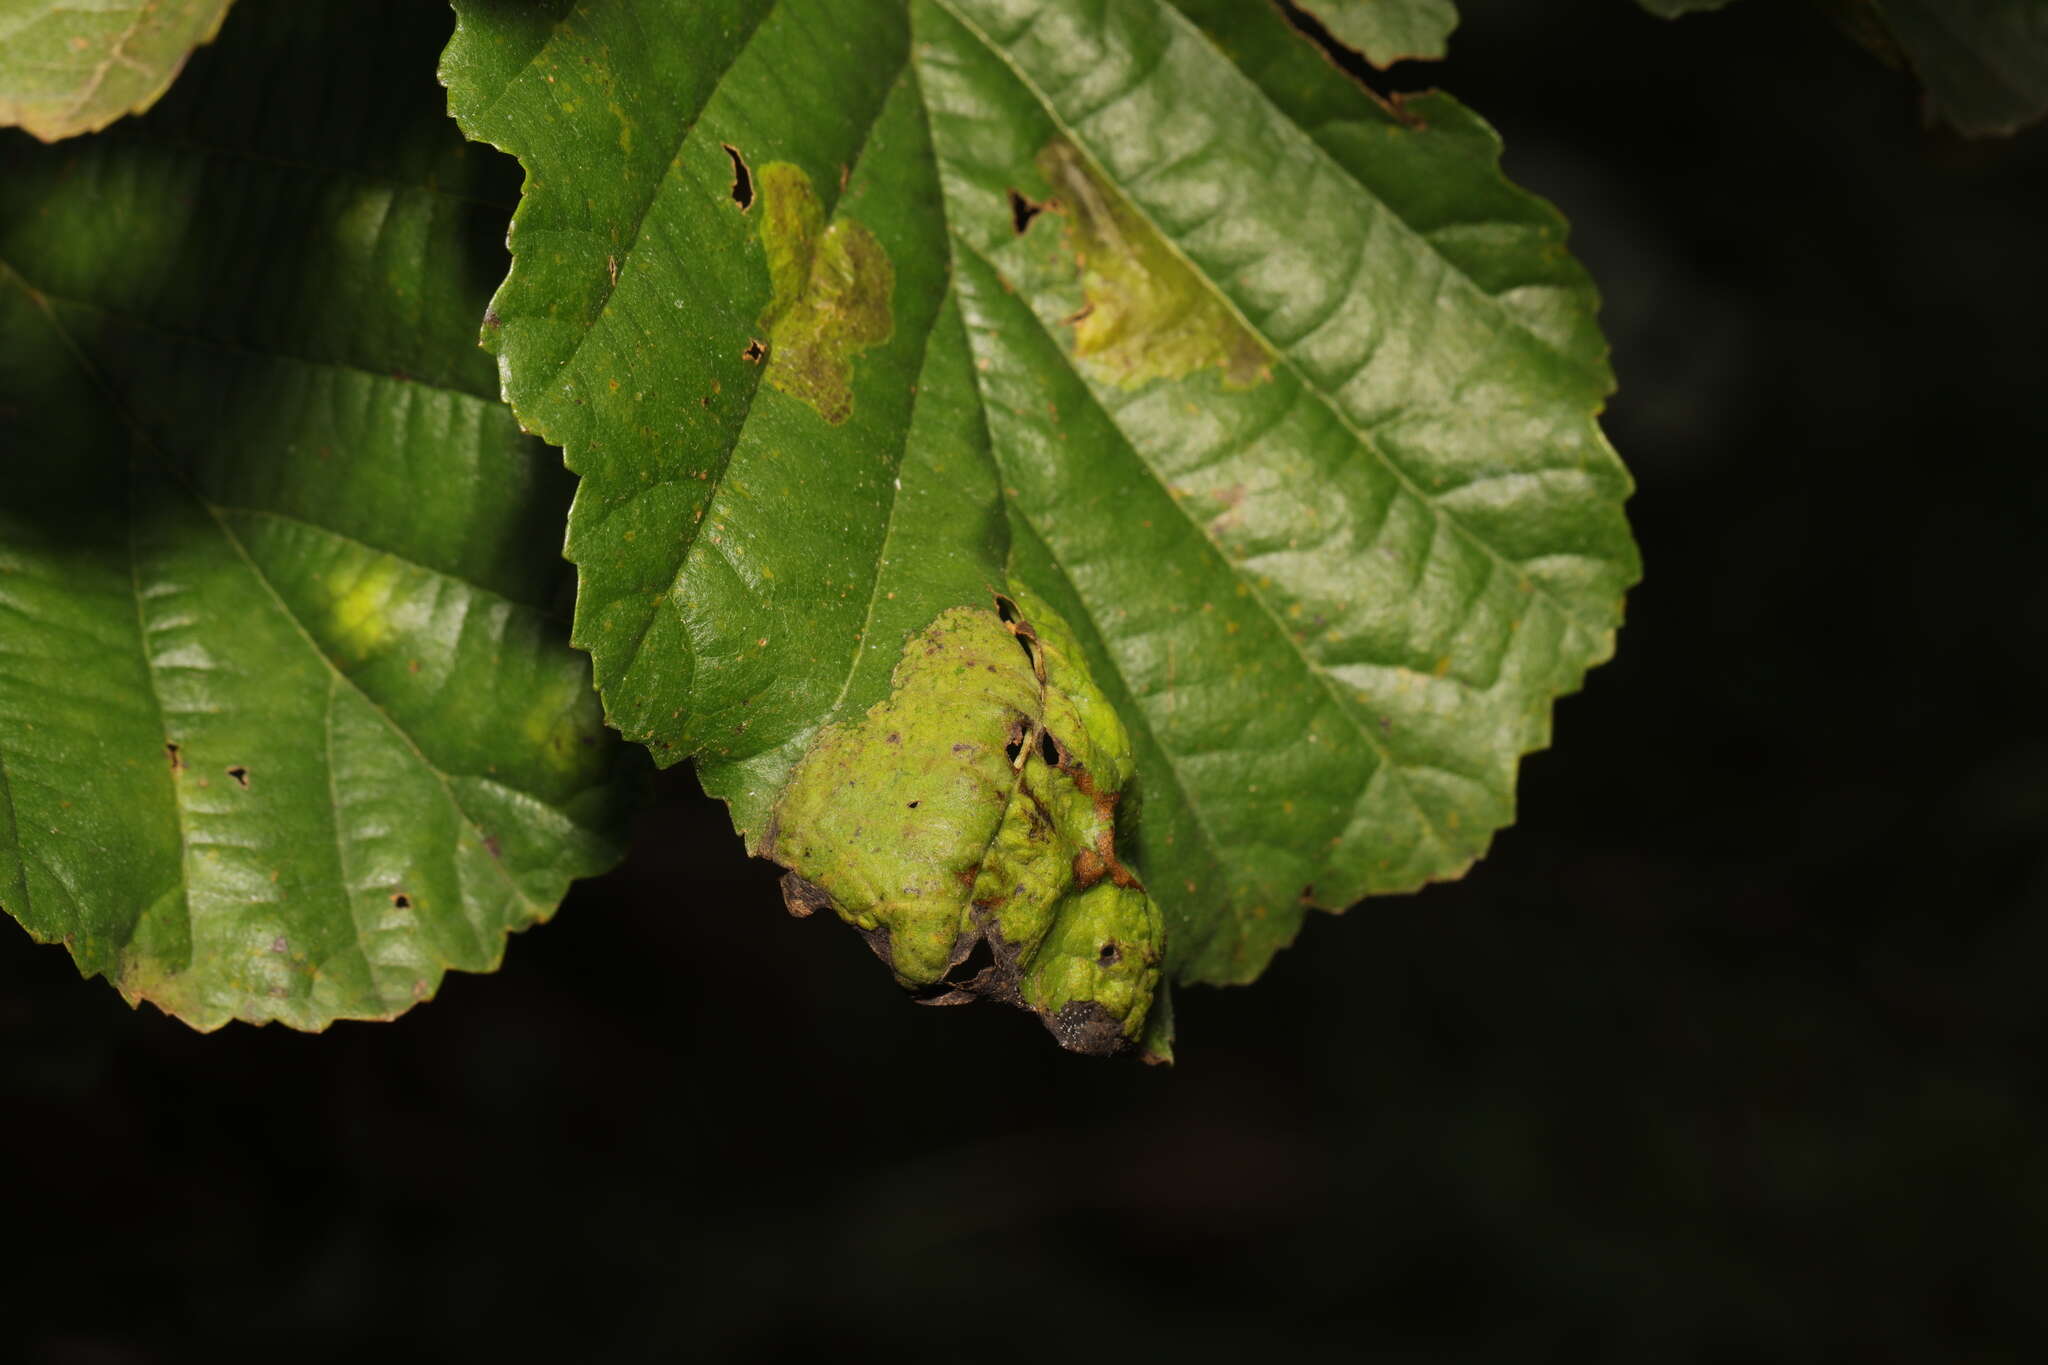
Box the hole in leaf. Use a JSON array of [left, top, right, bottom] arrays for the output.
[[1003, 727, 1025, 766], [226, 765, 249, 788], [1007, 187, 1045, 235], [907, 800, 920, 809], [742, 339, 766, 363], [994, 594, 1020, 624], [722, 143, 754, 210], [391, 893, 411, 909], [1098, 941, 1120, 966], [1038, 730, 1060, 767], [1273, 0, 1411, 113], [944, 936, 996, 986]]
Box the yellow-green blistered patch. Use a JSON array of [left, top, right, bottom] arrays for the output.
[[767, 589, 1165, 1055], [755, 161, 894, 425]]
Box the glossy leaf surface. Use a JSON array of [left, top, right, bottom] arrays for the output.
[[444, 0, 1636, 1046], [1295, 0, 1458, 68], [0, 0, 232, 141], [0, 1, 632, 1029]]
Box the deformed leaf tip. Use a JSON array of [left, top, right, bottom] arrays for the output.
[[768, 595, 1167, 1056]]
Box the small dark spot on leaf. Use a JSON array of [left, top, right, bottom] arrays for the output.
[[483, 836, 502, 860], [722, 143, 753, 210], [483, 307, 501, 329], [886, 731, 902, 745], [951, 742, 972, 754], [226, 765, 249, 788], [1007, 187, 1046, 234], [743, 339, 766, 363], [164, 742, 183, 772], [906, 800, 920, 809], [392, 893, 411, 909]]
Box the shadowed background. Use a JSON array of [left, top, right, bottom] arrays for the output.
[[7, 0, 2047, 1358]]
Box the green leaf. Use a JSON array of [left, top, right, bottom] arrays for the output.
[[444, 0, 1637, 1052], [1872, 0, 2048, 136], [1294, 0, 1459, 68], [0, 0, 233, 141], [0, 0, 634, 1029]]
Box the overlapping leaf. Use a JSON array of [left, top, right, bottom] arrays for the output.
[[0, 0, 233, 141], [444, 0, 1636, 1048], [1874, 0, 2048, 136], [0, 1, 632, 1029], [1641, 0, 2048, 136], [1295, 0, 1458, 68]]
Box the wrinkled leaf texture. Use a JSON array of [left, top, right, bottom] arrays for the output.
[[0, 0, 633, 1029], [0, 0, 233, 141], [444, 0, 1637, 999]]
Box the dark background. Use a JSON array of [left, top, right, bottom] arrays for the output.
[[7, 0, 2048, 1359]]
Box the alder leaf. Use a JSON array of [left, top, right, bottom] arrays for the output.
[[1293, 0, 1459, 69], [0, 0, 233, 141], [1641, 0, 2048, 136], [1871, 0, 2048, 136], [0, 0, 633, 1029], [443, 0, 1638, 1054]]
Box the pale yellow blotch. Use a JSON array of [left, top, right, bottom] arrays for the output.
[[324, 559, 403, 661], [1037, 140, 1270, 390], [755, 162, 893, 425]]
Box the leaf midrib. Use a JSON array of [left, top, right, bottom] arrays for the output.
[[9, 272, 500, 405], [945, 180, 1455, 870], [0, 257, 546, 952], [929, 0, 1618, 642], [617, 41, 917, 709]]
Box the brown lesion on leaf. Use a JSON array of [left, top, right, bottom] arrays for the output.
[[164, 741, 183, 772], [779, 870, 832, 920]]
